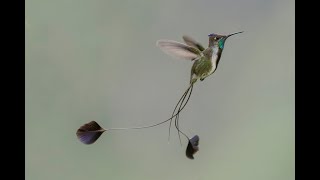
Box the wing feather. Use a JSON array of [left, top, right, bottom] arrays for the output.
[[182, 35, 205, 51], [156, 40, 202, 60]]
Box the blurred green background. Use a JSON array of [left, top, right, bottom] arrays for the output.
[[25, 0, 294, 179]]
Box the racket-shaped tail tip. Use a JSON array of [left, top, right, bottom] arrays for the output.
[[186, 135, 199, 159], [76, 121, 106, 145]]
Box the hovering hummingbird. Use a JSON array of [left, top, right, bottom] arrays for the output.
[[156, 31, 243, 143], [76, 31, 243, 159]]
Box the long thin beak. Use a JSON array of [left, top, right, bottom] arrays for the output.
[[227, 31, 244, 38]]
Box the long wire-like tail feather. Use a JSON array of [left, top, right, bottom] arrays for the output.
[[77, 83, 195, 145], [174, 84, 193, 144], [168, 84, 190, 142]]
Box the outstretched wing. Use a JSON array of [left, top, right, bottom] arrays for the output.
[[182, 35, 205, 51], [156, 40, 202, 61]]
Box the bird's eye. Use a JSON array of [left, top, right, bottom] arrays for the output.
[[214, 37, 217, 40]]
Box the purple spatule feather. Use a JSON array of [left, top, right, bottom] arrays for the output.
[[76, 121, 106, 144], [186, 135, 199, 159]]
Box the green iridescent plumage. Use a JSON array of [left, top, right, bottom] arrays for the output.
[[191, 56, 213, 82]]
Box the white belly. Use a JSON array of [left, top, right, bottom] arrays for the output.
[[208, 47, 219, 75]]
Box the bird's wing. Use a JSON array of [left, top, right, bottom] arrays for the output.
[[182, 35, 205, 51], [156, 40, 202, 61]]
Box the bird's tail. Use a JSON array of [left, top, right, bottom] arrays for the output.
[[168, 82, 194, 144]]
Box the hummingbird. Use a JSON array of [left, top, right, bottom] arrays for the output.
[[156, 31, 243, 143], [76, 31, 243, 159]]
